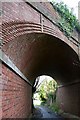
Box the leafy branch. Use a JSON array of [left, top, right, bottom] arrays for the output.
[[51, 1, 80, 38]]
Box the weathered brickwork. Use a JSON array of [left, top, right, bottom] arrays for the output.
[[2, 2, 78, 53], [1, 1, 80, 118], [57, 83, 80, 117], [0, 62, 2, 119], [2, 2, 40, 24], [2, 63, 32, 118]]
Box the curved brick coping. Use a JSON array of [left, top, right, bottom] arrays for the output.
[[0, 50, 32, 86]]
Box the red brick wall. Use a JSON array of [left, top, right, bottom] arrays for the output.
[[56, 83, 80, 117], [2, 63, 32, 118], [2, 2, 40, 24], [0, 61, 2, 118], [1, 1, 79, 118], [2, 2, 78, 54]]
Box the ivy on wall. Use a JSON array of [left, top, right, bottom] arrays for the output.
[[51, 1, 80, 38]]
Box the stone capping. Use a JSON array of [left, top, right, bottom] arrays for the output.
[[0, 50, 32, 86]]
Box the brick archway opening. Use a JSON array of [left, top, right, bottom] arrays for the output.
[[33, 75, 58, 106], [3, 32, 79, 84], [2, 32, 80, 117]]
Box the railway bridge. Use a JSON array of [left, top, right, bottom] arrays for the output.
[[1, 1, 80, 118]]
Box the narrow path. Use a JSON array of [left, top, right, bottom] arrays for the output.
[[39, 106, 63, 119], [32, 106, 64, 119]]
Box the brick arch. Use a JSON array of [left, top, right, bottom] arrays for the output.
[[1, 2, 80, 117], [2, 21, 78, 54], [2, 21, 79, 84]]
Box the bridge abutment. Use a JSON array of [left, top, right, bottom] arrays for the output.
[[1, 1, 80, 118], [56, 81, 80, 117]]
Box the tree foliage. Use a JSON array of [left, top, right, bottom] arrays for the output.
[[38, 79, 57, 103], [51, 1, 80, 38]]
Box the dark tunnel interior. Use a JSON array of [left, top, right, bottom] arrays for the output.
[[3, 33, 80, 85]]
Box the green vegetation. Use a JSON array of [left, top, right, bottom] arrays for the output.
[[49, 102, 59, 113], [51, 1, 80, 38], [33, 77, 61, 113], [38, 79, 57, 103], [36, 79, 60, 113]]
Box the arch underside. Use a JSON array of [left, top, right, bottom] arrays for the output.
[[3, 32, 80, 85]]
